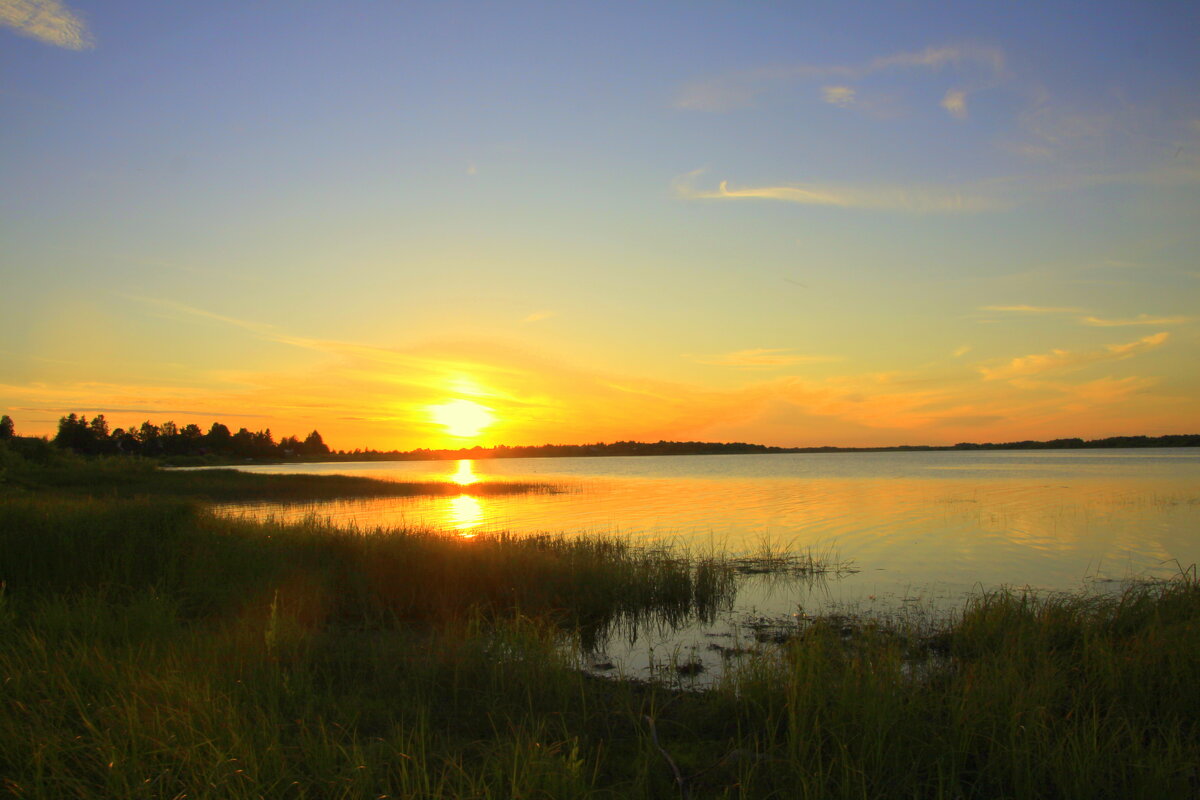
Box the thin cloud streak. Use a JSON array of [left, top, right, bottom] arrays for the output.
[[675, 171, 1006, 214], [868, 43, 1006, 74], [522, 311, 556, 323], [822, 86, 856, 107], [675, 153, 1200, 220], [691, 349, 839, 368], [126, 295, 530, 386], [980, 332, 1170, 381], [0, 0, 92, 50], [980, 305, 1086, 314], [125, 294, 279, 337], [675, 43, 1006, 112], [1081, 314, 1194, 327]]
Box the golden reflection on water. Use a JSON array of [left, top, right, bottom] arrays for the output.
[[222, 454, 1200, 592], [450, 459, 478, 486], [445, 494, 484, 537], [447, 461, 483, 534]]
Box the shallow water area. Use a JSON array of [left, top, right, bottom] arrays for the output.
[[213, 449, 1200, 681]]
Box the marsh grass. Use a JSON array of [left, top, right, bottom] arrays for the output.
[[0, 496, 735, 640], [0, 493, 730, 798], [730, 536, 856, 579]]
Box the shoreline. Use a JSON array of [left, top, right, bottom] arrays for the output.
[[162, 439, 1200, 468]]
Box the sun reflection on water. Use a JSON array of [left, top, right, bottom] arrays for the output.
[[450, 459, 478, 486], [446, 494, 483, 537]]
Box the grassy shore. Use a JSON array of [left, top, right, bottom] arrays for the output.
[[2, 443, 1199, 797], [1, 440, 552, 502]]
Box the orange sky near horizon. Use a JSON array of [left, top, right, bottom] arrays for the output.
[[5, 320, 1195, 451]]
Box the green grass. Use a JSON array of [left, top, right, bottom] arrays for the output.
[[0, 495, 733, 640], [2, 444, 1199, 797]]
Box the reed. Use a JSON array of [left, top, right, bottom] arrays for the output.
[[0, 496, 735, 639]]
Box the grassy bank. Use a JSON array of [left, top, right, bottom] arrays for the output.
[[2, 446, 1199, 797], [1, 440, 552, 501]]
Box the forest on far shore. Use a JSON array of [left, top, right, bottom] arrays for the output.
[[7, 413, 330, 459]]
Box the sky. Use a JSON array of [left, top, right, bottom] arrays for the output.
[[2, 0, 1199, 450]]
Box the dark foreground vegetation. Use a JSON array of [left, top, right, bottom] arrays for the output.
[[2, 442, 1199, 797]]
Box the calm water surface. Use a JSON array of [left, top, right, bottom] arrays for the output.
[[218, 449, 1200, 676]]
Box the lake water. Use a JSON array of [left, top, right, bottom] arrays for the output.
[[217, 449, 1200, 678]]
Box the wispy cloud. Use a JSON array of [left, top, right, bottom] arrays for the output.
[[674, 170, 1006, 214], [690, 348, 838, 368], [522, 310, 555, 324], [673, 65, 831, 112], [999, 141, 1054, 159], [941, 89, 968, 119], [673, 78, 759, 113], [868, 44, 1006, 74], [979, 304, 1085, 314], [0, 0, 92, 50], [1059, 375, 1159, 403], [952, 345, 972, 358], [822, 85, 856, 107], [1080, 314, 1194, 327], [979, 332, 1170, 381], [1019, 105, 1111, 147], [125, 294, 281, 337], [674, 43, 1005, 113]]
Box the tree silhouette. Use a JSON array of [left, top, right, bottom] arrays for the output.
[[231, 428, 254, 457], [137, 421, 162, 454], [0, 415, 13, 440], [302, 430, 330, 455], [206, 422, 232, 452]]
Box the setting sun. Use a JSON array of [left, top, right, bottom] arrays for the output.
[[429, 399, 495, 438]]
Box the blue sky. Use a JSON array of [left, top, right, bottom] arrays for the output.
[[3, 1, 1198, 448]]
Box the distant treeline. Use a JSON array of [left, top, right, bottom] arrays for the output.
[[946, 435, 1200, 451], [341, 440, 798, 461], [36, 414, 330, 458], [322, 434, 1200, 462], [0, 414, 1195, 462]]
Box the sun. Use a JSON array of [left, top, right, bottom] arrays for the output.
[[428, 399, 496, 438]]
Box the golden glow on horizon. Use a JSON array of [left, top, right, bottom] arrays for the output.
[[450, 459, 478, 485], [429, 399, 496, 438], [446, 494, 483, 535]]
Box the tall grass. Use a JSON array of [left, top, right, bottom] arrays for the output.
[[692, 574, 1200, 798], [0, 496, 735, 639], [0, 494, 729, 798]]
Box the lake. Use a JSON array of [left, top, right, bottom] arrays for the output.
[[217, 449, 1200, 677]]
